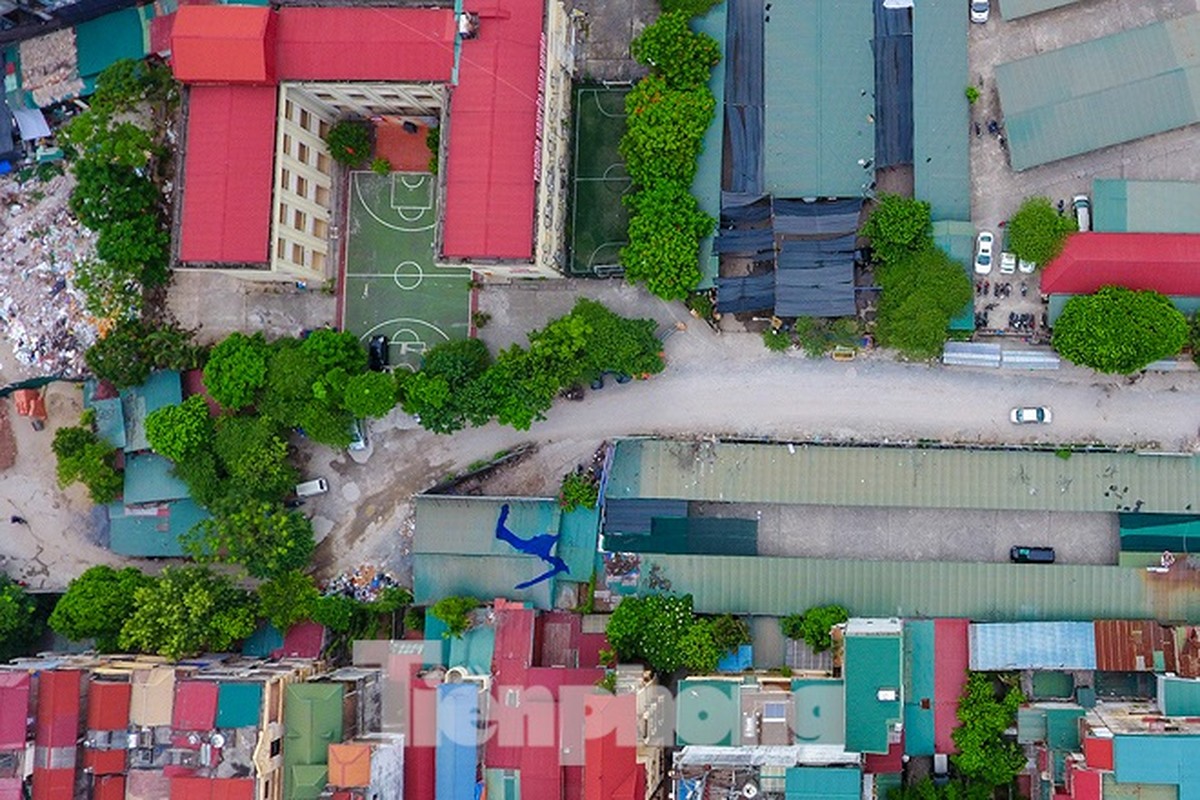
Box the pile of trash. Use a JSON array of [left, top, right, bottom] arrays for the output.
[[0, 172, 98, 378], [322, 564, 406, 603]]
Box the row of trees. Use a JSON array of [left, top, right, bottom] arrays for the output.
[[605, 594, 750, 674], [399, 299, 665, 433], [61, 59, 178, 320], [618, 7, 720, 300]]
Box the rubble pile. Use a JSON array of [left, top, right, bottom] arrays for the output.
[[322, 564, 406, 602], [0, 172, 98, 377]]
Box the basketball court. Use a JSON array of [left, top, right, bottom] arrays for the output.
[[341, 171, 471, 371], [569, 85, 632, 276]]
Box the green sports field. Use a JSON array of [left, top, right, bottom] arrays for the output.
[[570, 85, 632, 275]]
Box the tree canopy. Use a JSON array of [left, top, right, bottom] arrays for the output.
[[203, 332, 269, 410], [607, 593, 710, 674], [0, 574, 41, 662], [118, 567, 257, 660], [1006, 196, 1076, 266], [631, 11, 721, 92], [343, 370, 398, 419], [185, 500, 314, 579], [1052, 287, 1188, 373], [145, 395, 213, 463], [952, 673, 1026, 788], [84, 319, 203, 390], [875, 246, 972, 360], [49, 566, 153, 651], [780, 605, 849, 653], [52, 422, 123, 503], [257, 570, 319, 632], [860, 194, 933, 268]]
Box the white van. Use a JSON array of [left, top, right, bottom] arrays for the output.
[[1072, 195, 1090, 231], [295, 478, 329, 497]]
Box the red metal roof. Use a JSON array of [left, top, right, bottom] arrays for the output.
[[1041, 233, 1200, 297], [1067, 763, 1102, 800], [87, 680, 131, 732], [442, 0, 543, 260], [170, 777, 256, 800], [178, 86, 277, 264], [1083, 735, 1113, 771], [94, 775, 126, 800], [405, 744, 436, 800], [31, 768, 74, 800], [584, 694, 643, 800], [933, 619, 969, 754], [172, 681, 218, 731], [0, 778, 21, 800], [279, 620, 325, 659], [84, 747, 127, 776], [1093, 620, 1178, 674], [171, 6, 275, 84], [274, 8, 455, 82], [0, 672, 29, 748], [35, 671, 80, 749], [488, 607, 537, 770]]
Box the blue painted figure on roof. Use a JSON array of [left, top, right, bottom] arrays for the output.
[[495, 503, 570, 589]]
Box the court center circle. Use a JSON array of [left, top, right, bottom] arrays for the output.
[[393, 261, 424, 290]]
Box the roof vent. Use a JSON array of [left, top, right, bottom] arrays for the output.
[[877, 688, 898, 702]]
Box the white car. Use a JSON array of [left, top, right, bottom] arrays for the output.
[[974, 231, 994, 274], [1010, 407, 1052, 424], [1018, 258, 1037, 274], [999, 251, 1017, 275], [970, 0, 990, 23]]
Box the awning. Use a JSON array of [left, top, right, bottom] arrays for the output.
[[12, 108, 51, 141]]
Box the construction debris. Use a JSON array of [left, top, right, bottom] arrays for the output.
[[322, 564, 407, 603]]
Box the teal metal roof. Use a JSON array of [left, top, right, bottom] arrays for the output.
[[763, 0, 874, 198], [557, 506, 600, 579], [606, 439, 1200, 514], [1114, 734, 1200, 800], [913, 1, 970, 220], [791, 678, 845, 745], [843, 628, 902, 754], [998, 0, 1080, 19], [89, 398, 126, 450], [1093, 179, 1200, 233], [903, 620, 935, 757], [106, 498, 207, 557], [1157, 675, 1200, 716], [995, 14, 1200, 171], [413, 554, 553, 609], [122, 453, 191, 505], [242, 622, 284, 658], [691, 1, 726, 289], [677, 678, 740, 746], [216, 682, 263, 729], [1048, 292, 1200, 325], [120, 370, 183, 453], [785, 766, 861, 800], [74, 6, 150, 80], [1120, 514, 1200, 553], [933, 221, 977, 330], [447, 624, 495, 676], [632, 554, 1200, 621]]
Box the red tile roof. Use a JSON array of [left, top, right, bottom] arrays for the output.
[[170, 777, 256, 800], [0, 673, 29, 748], [1041, 233, 1200, 297], [173, 681, 218, 731], [93, 775, 126, 800], [35, 671, 80, 748], [171, 6, 275, 83], [274, 8, 455, 82], [87, 680, 131, 732], [31, 768, 74, 800], [933, 619, 969, 754], [83, 748, 127, 776], [178, 86, 277, 264], [442, 0, 543, 260]]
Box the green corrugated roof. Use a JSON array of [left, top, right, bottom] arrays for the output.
[[216, 682, 263, 729], [107, 498, 208, 557], [764, 0, 874, 198], [691, 1, 726, 289], [998, 0, 1079, 19], [606, 439, 1200, 513], [558, 506, 600, 579], [913, 1, 970, 220], [634, 554, 1200, 620], [933, 221, 977, 330], [843, 629, 902, 754], [120, 370, 182, 453], [122, 453, 191, 505], [89, 397, 126, 450], [903, 620, 935, 757], [996, 14, 1200, 171], [677, 678, 740, 746], [74, 6, 149, 79], [284, 683, 343, 799], [1093, 179, 1200, 233], [1049, 293, 1200, 325], [413, 553, 553, 609], [785, 766, 861, 799], [791, 678, 844, 745]]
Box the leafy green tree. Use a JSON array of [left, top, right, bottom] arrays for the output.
[[620, 77, 715, 186], [0, 574, 41, 662], [204, 332, 269, 410], [171, 448, 227, 509], [861, 194, 933, 268], [186, 499, 313, 579], [779, 605, 848, 653], [1006, 196, 1076, 266], [559, 471, 599, 511], [61, 117, 159, 170], [213, 415, 296, 499], [257, 570, 319, 631], [91, 58, 177, 113], [658, 0, 721, 17], [1192, 314, 1200, 366], [621, 180, 714, 300], [478, 344, 561, 431], [401, 338, 494, 434], [301, 328, 369, 375], [85, 319, 202, 389], [49, 566, 152, 650], [52, 424, 123, 503], [678, 620, 721, 673], [876, 246, 972, 359], [607, 594, 698, 674], [631, 10, 721, 90], [952, 673, 1026, 788], [68, 159, 161, 231], [430, 596, 480, 638], [571, 298, 665, 377], [342, 371, 397, 419], [94, 214, 170, 288], [709, 614, 751, 655], [312, 595, 363, 633], [118, 567, 257, 659], [258, 339, 355, 447], [1052, 287, 1188, 373], [888, 777, 993, 800], [145, 395, 213, 463], [324, 120, 372, 167]]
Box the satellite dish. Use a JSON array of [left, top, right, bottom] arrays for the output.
[[741, 782, 759, 798], [210, 733, 226, 748]]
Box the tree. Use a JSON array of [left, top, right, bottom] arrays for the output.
[[145, 395, 213, 463], [91, 58, 177, 113], [559, 470, 599, 511], [342, 371, 398, 419], [204, 332, 269, 410], [875, 246, 972, 360], [72, 258, 145, 320], [621, 180, 714, 300], [861, 194, 933, 268], [0, 574, 41, 662], [49, 566, 152, 650], [258, 339, 355, 448], [401, 338, 494, 434], [312, 595, 363, 633], [68, 158, 161, 231], [659, 0, 721, 17], [709, 613, 751, 655], [952, 673, 1026, 788], [1192, 314, 1200, 366], [430, 596, 480, 638], [85, 319, 202, 389], [570, 298, 665, 377], [607, 594, 698, 673], [186, 500, 314, 579], [780, 605, 848, 653], [1006, 196, 1076, 265], [620, 77, 715, 186], [118, 567, 257, 659], [52, 424, 123, 503], [324, 120, 373, 167], [213, 415, 296, 499], [678, 619, 721, 673], [1052, 287, 1188, 373], [631, 10, 721, 90], [301, 328, 369, 375], [257, 570, 319, 632], [94, 214, 170, 288]]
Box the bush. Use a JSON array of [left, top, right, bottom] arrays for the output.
[[204, 332, 269, 410], [324, 120, 373, 167], [1052, 287, 1188, 373], [404, 606, 425, 634], [370, 157, 391, 175], [631, 11, 721, 90], [257, 570, 319, 632], [312, 595, 361, 633], [678, 620, 721, 673], [145, 395, 213, 463], [607, 594, 699, 674], [709, 613, 751, 654], [430, 596, 480, 638], [621, 77, 715, 186], [861, 194, 933, 268], [1192, 315, 1200, 366], [426, 126, 441, 174], [52, 424, 123, 503], [964, 85, 980, 104], [185, 499, 314, 579], [559, 470, 599, 511], [49, 566, 153, 650], [1006, 196, 1076, 265], [658, 0, 721, 17], [780, 605, 848, 653], [621, 180, 714, 300], [763, 328, 793, 352]]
